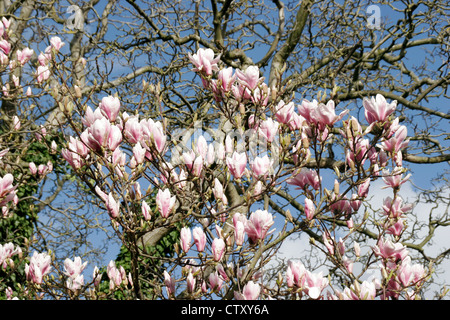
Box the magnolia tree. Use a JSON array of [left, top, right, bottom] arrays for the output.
[[0, 24, 436, 300]]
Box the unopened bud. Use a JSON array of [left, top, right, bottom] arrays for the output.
[[302, 137, 309, 149], [353, 279, 361, 295], [381, 266, 388, 280], [277, 272, 283, 287], [334, 179, 340, 195], [285, 209, 293, 223], [142, 79, 149, 91], [74, 85, 82, 98]]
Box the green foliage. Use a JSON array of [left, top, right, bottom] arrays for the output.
[[0, 131, 69, 299]]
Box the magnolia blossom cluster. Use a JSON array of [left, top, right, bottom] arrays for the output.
[[62, 95, 168, 220], [371, 238, 426, 299], [64, 257, 88, 292], [106, 260, 133, 291], [189, 48, 269, 107], [173, 210, 274, 298], [179, 209, 275, 257], [0, 17, 11, 65], [286, 260, 329, 299], [0, 173, 18, 218], [24, 251, 52, 285], [35, 36, 65, 84], [63, 94, 167, 172], [45, 46, 428, 300], [158, 48, 425, 300], [0, 242, 22, 269]]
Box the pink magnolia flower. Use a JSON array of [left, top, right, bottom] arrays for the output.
[[163, 270, 175, 296], [250, 83, 270, 106], [304, 198, 315, 220], [99, 95, 121, 122], [0, 174, 16, 207], [382, 196, 412, 218], [251, 155, 272, 177], [258, 118, 279, 143], [66, 274, 84, 291], [106, 193, 120, 218], [107, 260, 127, 289], [372, 237, 409, 262], [29, 162, 38, 175], [0, 242, 22, 269], [288, 111, 306, 131], [346, 138, 377, 167], [304, 270, 329, 299], [323, 233, 335, 255], [212, 238, 226, 261], [350, 194, 361, 212], [92, 267, 102, 287], [141, 201, 152, 221], [25, 251, 52, 284], [83, 106, 105, 127], [253, 180, 264, 197], [0, 148, 8, 160], [275, 100, 295, 124], [218, 67, 236, 92], [156, 188, 176, 218], [358, 178, 370, 197], [124, 116, 143, 144], [193, 227, 206, 252], [17, 47, 34, 65], [82, 117, 123, 152], [379, 125, 409, 154], [386, 219, 405, 237], [208, 270, 223, 291], [226, 151, 247, 179], [0, 51, 7, 66], [133, 142, 146, 164], [213, 178, 228, 205], [286, 260, 307, 288], [186, 271, 196, 293], [298, 99, 348, 129], [62, 137, 89, 170], [315, 99, 349, 128], [182, 150, 196, 171], [38, 52, 51, 66], [397, 257, 426, 287], [234, 220, 246, 246], [343, 280, 377, 300], [64, 256, 87, 278], [287, 168, 321, 191], [108, 125, 123, 151], [363, 94, 397, 124], [236, 65, 262, 90], [235, 281, 261, 300], [180, 227, 192, 253], [0, 39, 10, 55], [50, 36, 65, 51], [36, 65, 50, 83], [191, 155, 204, 177], [329, 193, 352, 216], [1, 17, 10, 30], [244, 209, 274, 243], [188, 48, 220, 76], [141, 119, 166, 154], [195, 136, 208, 160], [381, 167, 411, 189]]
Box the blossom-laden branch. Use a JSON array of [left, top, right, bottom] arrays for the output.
[[0, 40, 434, 301]]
